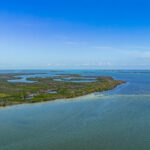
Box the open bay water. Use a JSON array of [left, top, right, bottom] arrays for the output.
[[0, 70, 150, 150]]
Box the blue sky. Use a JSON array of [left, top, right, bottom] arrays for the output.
[[1, 0, 150, 69]]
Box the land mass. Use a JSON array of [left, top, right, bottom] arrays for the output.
[[0, 73, 125, 107]]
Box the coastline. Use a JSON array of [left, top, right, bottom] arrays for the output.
[[0, 80, 125, 107]]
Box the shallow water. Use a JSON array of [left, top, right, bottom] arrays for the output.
[[0, 70, 150, 150]]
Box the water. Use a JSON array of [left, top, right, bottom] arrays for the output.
[[0, 70, 150, 150], [7, 71, 63, 83], [7, 71, 97, 83]]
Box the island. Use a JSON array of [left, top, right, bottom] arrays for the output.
[[0, 73, 125, 106]]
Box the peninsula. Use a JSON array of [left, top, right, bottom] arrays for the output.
[[0, 73, 125, 106]]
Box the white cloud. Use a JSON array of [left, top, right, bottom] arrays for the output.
[[93, 46, 112, 49], [140, 52, 150, 58], [55, 63, 66, 66], [123, 50, 150, 58], [133, 46, 150, 50], [64, 41, 78, 45]]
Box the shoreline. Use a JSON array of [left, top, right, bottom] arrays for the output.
[[0, 81, 125, 108]]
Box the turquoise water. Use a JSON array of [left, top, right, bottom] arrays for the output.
[[1, 70, 150, 150]]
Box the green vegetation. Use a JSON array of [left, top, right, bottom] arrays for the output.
[[0, 73, 125, 106]]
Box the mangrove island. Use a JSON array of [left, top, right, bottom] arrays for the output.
[[0, 73, 125, 106]]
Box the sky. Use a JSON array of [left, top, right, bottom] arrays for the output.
[[1, 0, 150, 69]]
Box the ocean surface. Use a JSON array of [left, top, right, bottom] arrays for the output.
[[0, 70, 150, 150]]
